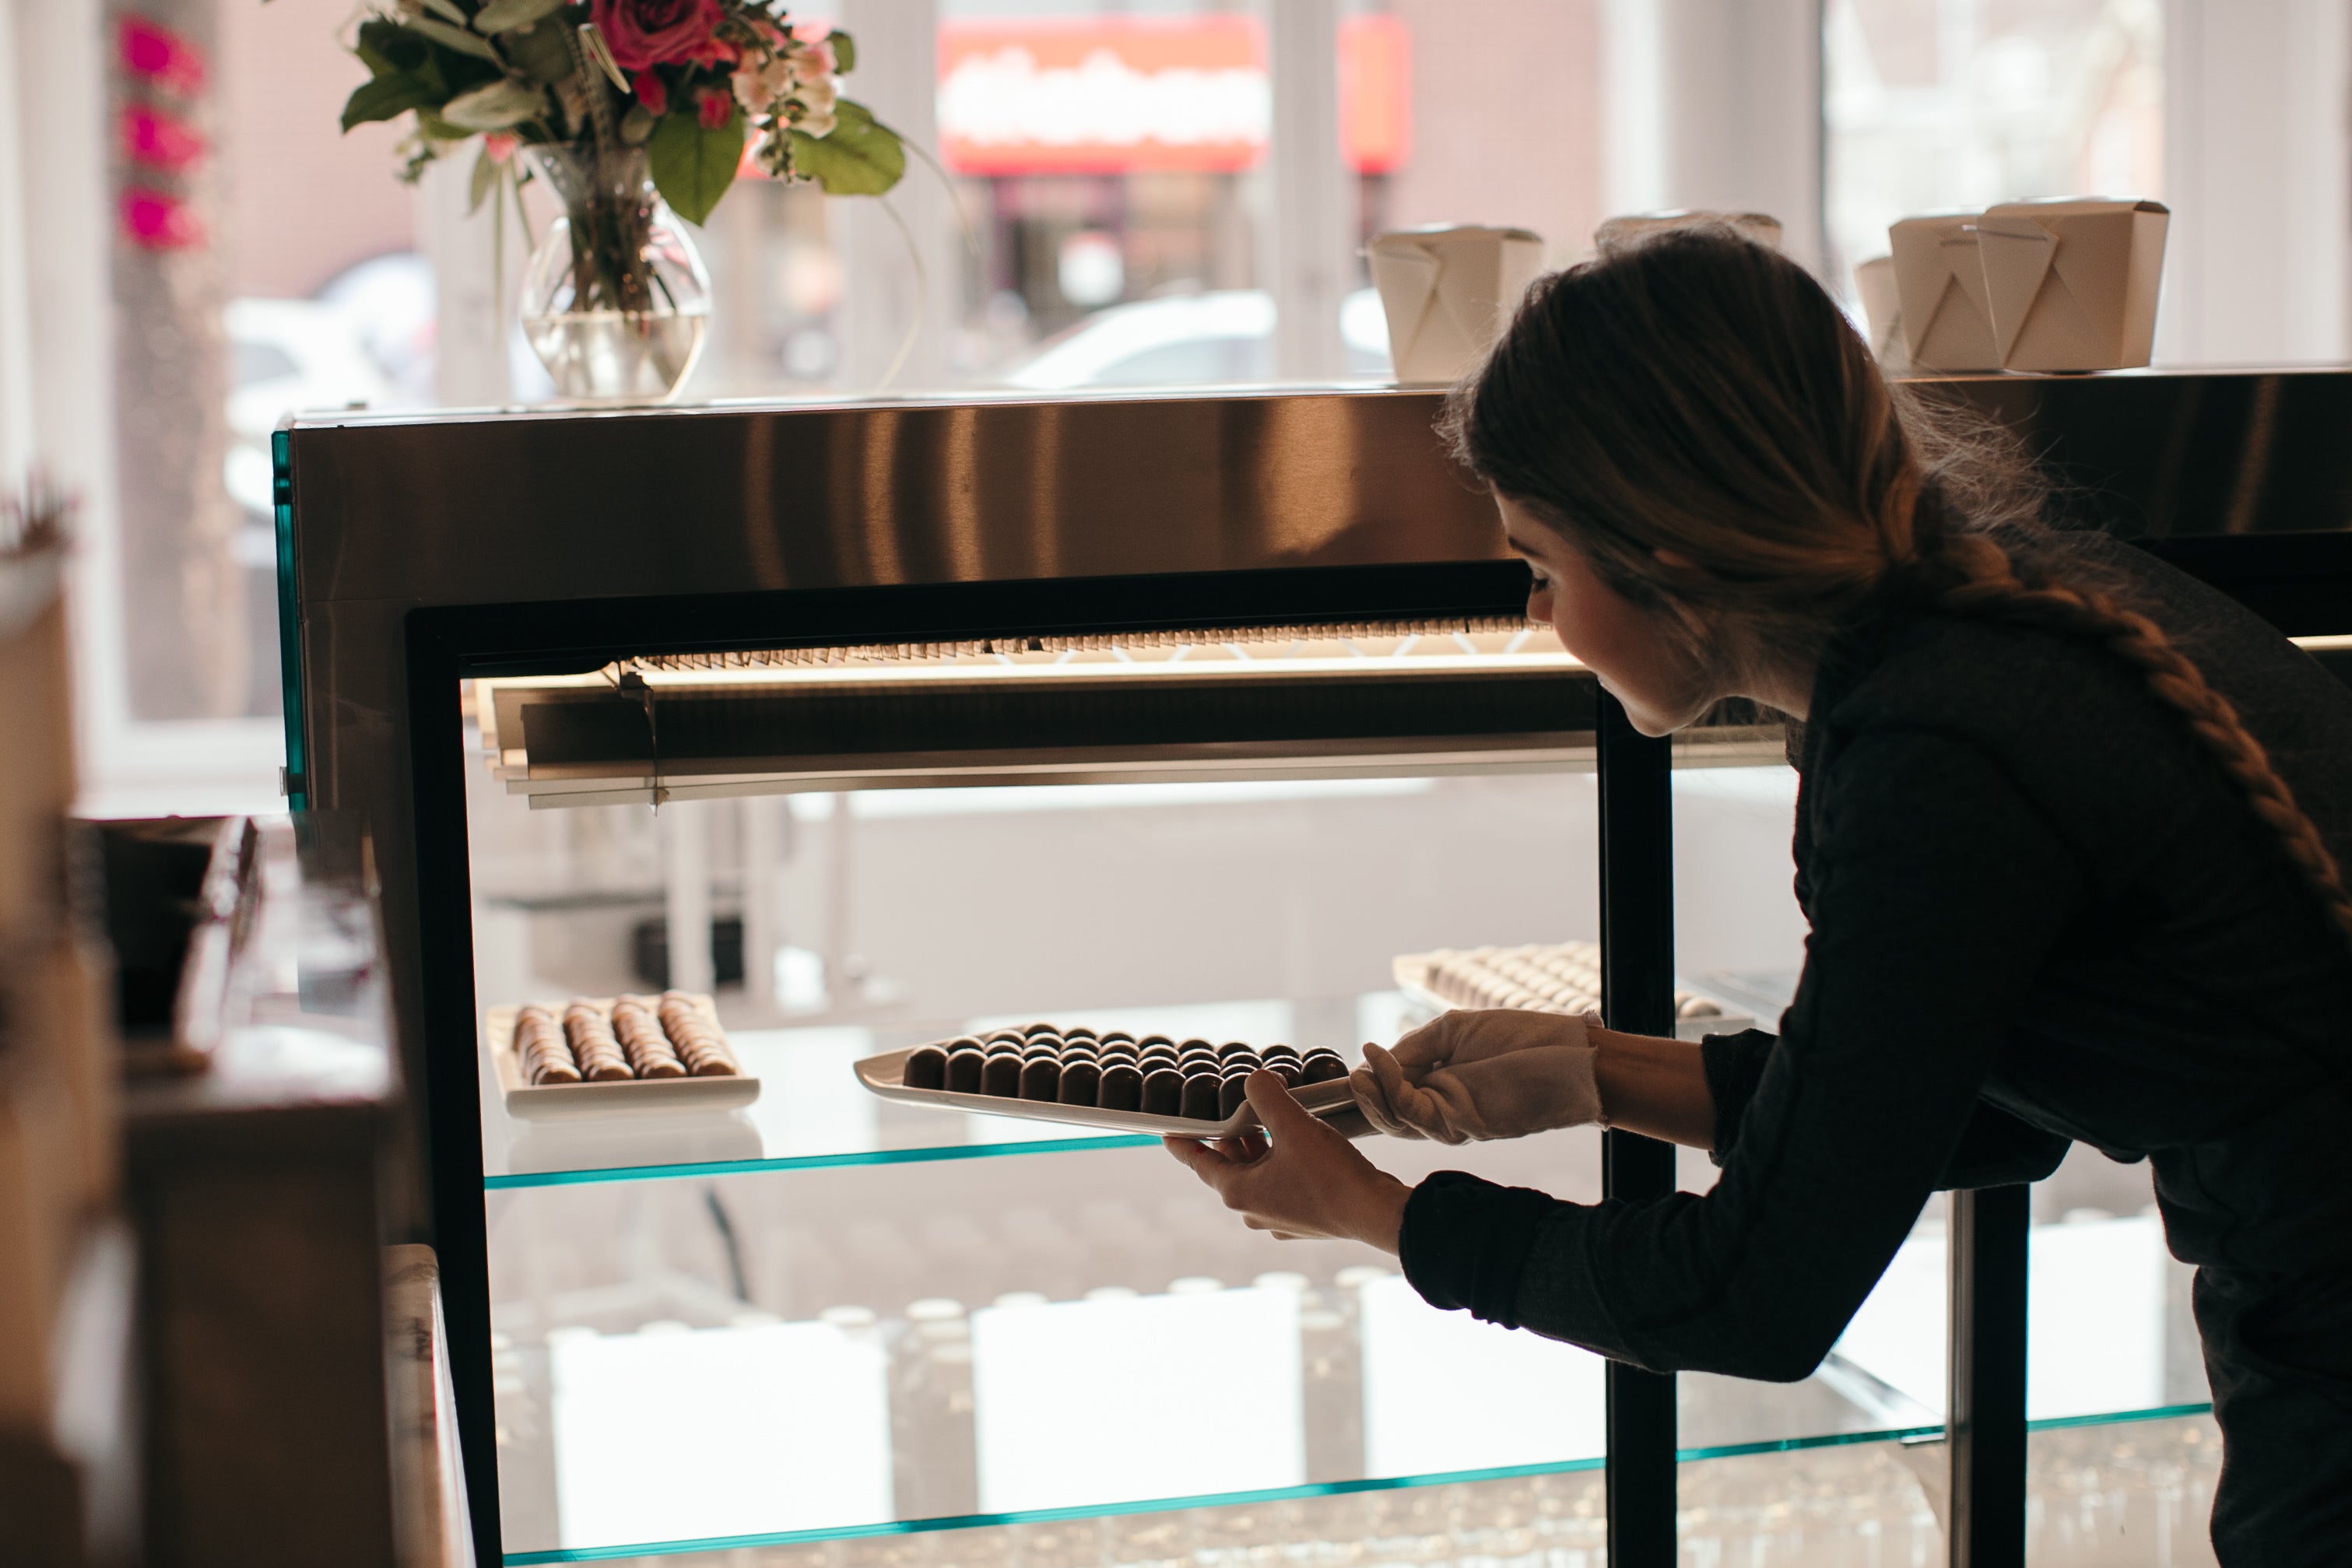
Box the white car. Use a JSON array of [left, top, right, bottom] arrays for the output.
[[1003, 288, 1393, 390], [222, 298, 391, 524]]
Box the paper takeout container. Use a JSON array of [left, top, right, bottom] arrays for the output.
[[1367, 225, 1545, 386], [1888, 212, 2001, 372], [1853, 255, 1909, 371], [1593, 209, 1783, 256], [1974, 198, 2168, 373]]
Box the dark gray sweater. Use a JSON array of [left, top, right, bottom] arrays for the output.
[[1398, 533, 2352, 1384]]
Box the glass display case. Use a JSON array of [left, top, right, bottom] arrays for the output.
[[276, 372, 2352, 1566]]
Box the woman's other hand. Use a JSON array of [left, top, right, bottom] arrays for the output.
[[1351, 1009, 1603, 1143], [1165, 1071, 1411, 1251]]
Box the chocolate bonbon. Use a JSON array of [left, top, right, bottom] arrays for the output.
[[904, 1046, 949, 1091], [1057, 1061, 1101, 1106], [1098, 1063, 1143, 1111], [1019, 1058, 1062, 1101], [982, 1054, 1023, 1097], [1142, 1068, 1184, 1115], [1218, 1072, 1251, 1118], [946, 1047, 985, 1093], [1181, 1072, 1223, 1121]]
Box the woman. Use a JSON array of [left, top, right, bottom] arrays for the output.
[[1166, 226, 2352, 1563]]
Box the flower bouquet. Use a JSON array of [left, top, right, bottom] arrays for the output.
[[325, 0, 907, 400]]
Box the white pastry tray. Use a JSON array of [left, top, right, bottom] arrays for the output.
[[486, 994, 761, 1120], [1391, 952, 1753, 1043], [854, 1046, 1363, 1141]]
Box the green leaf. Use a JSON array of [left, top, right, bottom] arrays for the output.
[[412, 110, 476, 143], [620, 103, 656, 146], [648, 107, 745, 226], [469, 144, 500, 214], [419, 0, 469, 23], [407, 15, 502, 63], [502, 17, 574, 84], [789, 100, 904, 196], [356, 17, 430, 74], [473, 0, 564, 31], [442, 77, 546, 130], [341, 70, 437, 132], [828, 30, 856, 73]]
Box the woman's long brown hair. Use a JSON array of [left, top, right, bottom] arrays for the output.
[[1441, 225, 2352, 949]]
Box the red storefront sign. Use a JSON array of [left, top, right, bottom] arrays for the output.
[[937, 15, 1409, 177]]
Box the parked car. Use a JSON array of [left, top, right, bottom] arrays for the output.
[[1002, 288, 1393, 390], [222, 297, 392, 522]]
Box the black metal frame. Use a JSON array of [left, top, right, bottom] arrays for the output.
[[405, 536, 2352, 1567], [1595, 696, 1679, 1567]]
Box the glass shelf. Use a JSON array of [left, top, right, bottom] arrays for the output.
[[478, 994, 1419, 1187], [496, 1402, 2219, 1565]]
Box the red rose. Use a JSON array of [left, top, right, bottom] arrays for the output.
[[633, 71, 669, 118], [590, 0, 725, 72], [697, 89, 732, 130]]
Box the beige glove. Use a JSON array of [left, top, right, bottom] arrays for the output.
[[1350, 1008, 1603, 1143]]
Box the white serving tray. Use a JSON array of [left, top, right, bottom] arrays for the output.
[[854, 1047, 1361, 1141], [486, 994, 762, 1121], [1390, 954, 1752, 1043]]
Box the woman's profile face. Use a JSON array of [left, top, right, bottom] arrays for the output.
[[1497, 494, 1720, 737]]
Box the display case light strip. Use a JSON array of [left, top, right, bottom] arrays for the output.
[[497, 1403, 2217, 1565], [609, 650, 1589, 688], [635, 617, 1540, 670]]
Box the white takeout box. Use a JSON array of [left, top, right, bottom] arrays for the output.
[[1367, 225, 1545, 386], [1593, 209, 1783, 256], [1974, 198, 2169, 373], [1853, 255, 1908, 370], [1888, 212, 2001, 372]]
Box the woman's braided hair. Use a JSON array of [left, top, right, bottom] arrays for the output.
[[1441, 224, 2352, 951]]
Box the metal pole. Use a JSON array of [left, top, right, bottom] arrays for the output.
[[1947, 1183, 2030, 1567], [1595, 692, 1678, 1566]]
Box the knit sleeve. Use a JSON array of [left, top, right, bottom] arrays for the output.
[[1395, 727, 2085, 1380]]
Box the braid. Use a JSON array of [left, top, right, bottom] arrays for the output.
[[1936, 534, 2352, 952]]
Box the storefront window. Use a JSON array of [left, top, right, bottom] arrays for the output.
[[1823, 0, 2164, 300]]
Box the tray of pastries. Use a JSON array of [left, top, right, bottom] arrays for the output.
[[1392, 941, 1750, 1040], [486, 992, 760, 1118], [856, 1024, 1360, 1139]]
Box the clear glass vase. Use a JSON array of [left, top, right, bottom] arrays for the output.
[[520, 146, 712, 405]]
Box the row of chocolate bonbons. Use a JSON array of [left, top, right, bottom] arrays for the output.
[[904, 1026, 1348, 1118]]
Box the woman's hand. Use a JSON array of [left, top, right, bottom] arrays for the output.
[[1165, 1070, 1412, 1251]]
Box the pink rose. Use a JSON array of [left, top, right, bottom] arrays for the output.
[[697, 89, 732, 130], [633, 71, 669, 118], [590, 0, 725, 72]]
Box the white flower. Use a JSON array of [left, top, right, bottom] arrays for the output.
[[735, 49, 800, 115], [798, 107, 836, 138], [796, 75, 837, 117]]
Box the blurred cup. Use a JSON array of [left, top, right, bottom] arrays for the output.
[[1366, 225, 1545, 386]]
